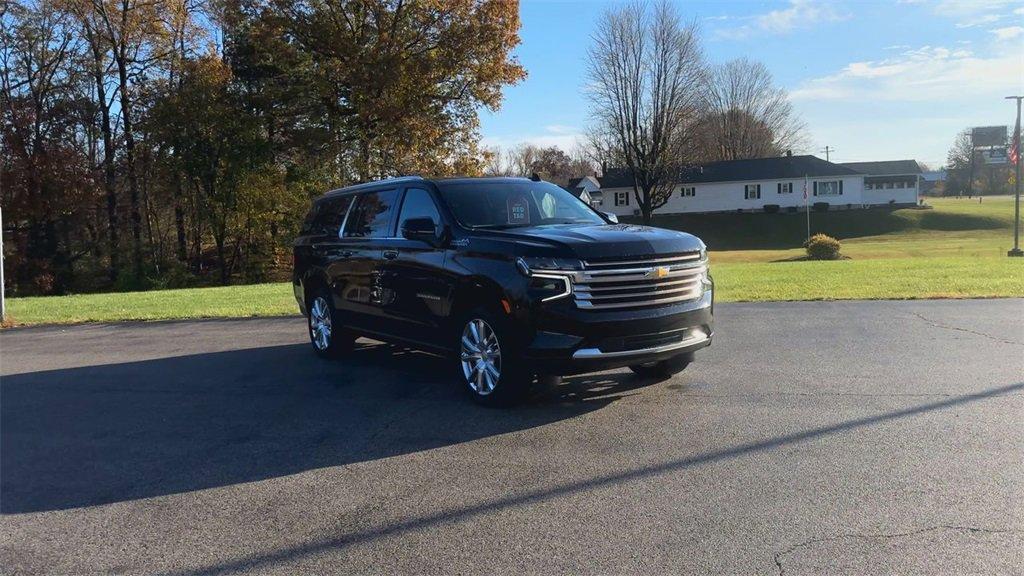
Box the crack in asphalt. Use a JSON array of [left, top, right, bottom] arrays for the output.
[[772, 525, 1023, 575], [908, 312, 1024, 347]]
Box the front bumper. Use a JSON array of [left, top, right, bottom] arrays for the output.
[[522, 289, 714, 375]]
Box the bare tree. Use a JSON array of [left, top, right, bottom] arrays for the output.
[[699, 58, 805, 161], [586, 1, 706, 223]]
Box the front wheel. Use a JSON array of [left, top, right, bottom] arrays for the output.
[[629, 352, 692, 379], [307, 290, 355, 359], [457, 312, 530, 406]]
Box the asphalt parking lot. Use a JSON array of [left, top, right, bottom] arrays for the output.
[[2, 299, 1022, 575]]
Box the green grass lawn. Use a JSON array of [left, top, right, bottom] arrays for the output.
[[5, 196, 1023, 326]]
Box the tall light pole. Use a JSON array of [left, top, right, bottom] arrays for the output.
[[1008, 96, 1023, 257]]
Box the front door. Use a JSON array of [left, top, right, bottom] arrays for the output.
[[378, 186, 452, 346]]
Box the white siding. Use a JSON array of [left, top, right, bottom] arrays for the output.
[[602, 175, 866, 216], [862, 177, 919, 206]]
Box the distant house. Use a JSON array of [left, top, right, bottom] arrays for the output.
[[919, 169, 947, 196], [562, 175, 601, 206], [839, 160, 922, 205], [598, 155, 874, 216]]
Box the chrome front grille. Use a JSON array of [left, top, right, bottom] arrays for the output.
[[572, 252, 706, 310]]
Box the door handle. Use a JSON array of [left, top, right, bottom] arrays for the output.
[[383, 250, 399, 260]]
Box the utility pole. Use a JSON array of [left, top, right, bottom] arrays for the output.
[[819, 146, 834, 162], [1007, 95, 1023, 257]]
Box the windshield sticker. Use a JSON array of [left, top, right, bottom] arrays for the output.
[[507, 194, 530, 225]]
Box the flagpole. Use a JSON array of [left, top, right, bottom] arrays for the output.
[[804, 174, 810, 242], [1007, 95, 1022, 257]]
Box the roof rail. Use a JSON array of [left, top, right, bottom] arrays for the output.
[[326, 175, 425, 195]]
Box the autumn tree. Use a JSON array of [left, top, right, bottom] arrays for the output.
[[266, 0, 526, 181], [586, 1, 706, 223], [1, 0, 100, 293]]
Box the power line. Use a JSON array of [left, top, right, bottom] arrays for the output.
[[819, 146, 835, 162]]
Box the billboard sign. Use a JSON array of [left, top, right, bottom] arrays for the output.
[[972, 126, 1007, 148], [982, 147, 1008, 164]]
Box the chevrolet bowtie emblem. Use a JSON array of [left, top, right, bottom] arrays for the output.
[[649, 266, 670, 278]]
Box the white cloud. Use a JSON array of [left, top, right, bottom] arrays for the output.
[[713, 0, 847, 39], [992, 25, 1024, 40], [481, 125, 585, 151], [791, 45, 1022, 102], [756, 0, 846, 32], [930, 0, 1021, 27]]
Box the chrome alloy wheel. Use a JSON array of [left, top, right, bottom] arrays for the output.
[[310, 296, 332, 351], [460, 319, 502, 395]]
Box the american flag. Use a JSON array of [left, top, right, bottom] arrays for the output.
[[1011, 131, 1020, 166]]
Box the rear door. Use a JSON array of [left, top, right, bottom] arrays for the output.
[[337, 188, 400, 331], [298, 194, 353, 309], [378, 186, 453, 344]]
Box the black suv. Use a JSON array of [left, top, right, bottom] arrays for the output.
[[293, 176, 713, 405]]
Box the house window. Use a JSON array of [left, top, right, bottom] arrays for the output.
[[777, 182, 793, 194], [814, 180, 843, 196], [865, 183, 873, 190], [885, 182, 894, 189], [614, 191, 630, 206], [744, 184, 761, 199], [680, 186, 696, 197], [896, 181, 905, 188]]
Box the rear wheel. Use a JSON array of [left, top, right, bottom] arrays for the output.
[[629, 353, 691, 379], [458, 312, 530, 406], [307, 290, 355, 359]]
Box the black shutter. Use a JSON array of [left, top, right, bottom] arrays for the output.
[[839, 180, 844, 195], [813, 182, 818, 196]]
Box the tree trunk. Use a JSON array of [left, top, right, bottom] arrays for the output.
[[116, 56, 143, 281], [87, 28, 119, 282]]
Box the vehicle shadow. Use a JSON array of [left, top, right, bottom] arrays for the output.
[[0, 341, 654, 514]]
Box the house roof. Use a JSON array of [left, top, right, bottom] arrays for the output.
[[567, 177, 585, 189], [840, 160, 922, 176], [599, 155, 860, 188], [561, 185, 588, 198]]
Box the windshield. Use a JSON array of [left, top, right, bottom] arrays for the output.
[[436, 180, 605, 229]]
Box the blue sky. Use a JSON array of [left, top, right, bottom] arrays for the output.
[[480, 0, 1024, 167]]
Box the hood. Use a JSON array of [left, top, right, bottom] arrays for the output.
[[482, 223, 704, 261]]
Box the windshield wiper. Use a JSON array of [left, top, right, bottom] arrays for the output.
[[470, 223, 527, 230]]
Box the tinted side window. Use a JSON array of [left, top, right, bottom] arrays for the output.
[[343, 189, 399, 238], [397, 188, 441, 232], [319, 195, 354, 236], [302, 195, 353, 237]]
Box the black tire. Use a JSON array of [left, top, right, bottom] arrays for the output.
[[455, 309, 531, 407], [307, 289, 355, 359], [629, 352, 692, 380]]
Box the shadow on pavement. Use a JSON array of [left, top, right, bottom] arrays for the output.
[[162, 380, 1023, 576], [1, 341, 654, 514]]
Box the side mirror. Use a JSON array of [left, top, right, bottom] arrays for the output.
[[602, 211, 619, 224], [401, 217, 441, 246]]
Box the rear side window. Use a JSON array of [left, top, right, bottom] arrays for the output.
[[397, 188, 441, 232], [302, 195, 353, 236], [343, 189, 400, 238]]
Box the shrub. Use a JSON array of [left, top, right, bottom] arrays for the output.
[[804, 233, 842, 260], [813, 202, 829, 212], [763, 204, 780, 213], [786, 206, 798, 213]]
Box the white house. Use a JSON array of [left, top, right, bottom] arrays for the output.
[[598, 155, 869, 217], [839, 160, 922, 206]]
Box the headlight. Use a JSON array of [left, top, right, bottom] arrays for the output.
[[516, 257, 575, 302], [515, 256, 583, 274]]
